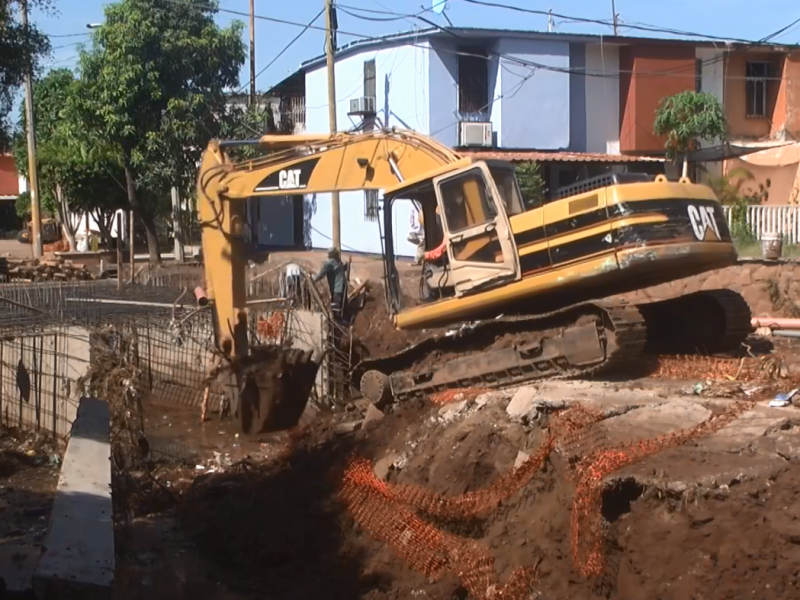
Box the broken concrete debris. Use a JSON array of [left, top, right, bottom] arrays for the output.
[[362, 403, 385, 429]]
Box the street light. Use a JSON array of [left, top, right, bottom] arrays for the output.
[[86, 23, 101, 29]]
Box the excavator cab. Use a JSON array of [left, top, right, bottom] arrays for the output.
[[384, 160, 522, 311]]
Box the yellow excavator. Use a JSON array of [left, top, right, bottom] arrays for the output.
[[197, 128, 751, 433]]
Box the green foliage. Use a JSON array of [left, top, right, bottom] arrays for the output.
[[12, 68, 128, 246], [653, 91, 728, 160], [515, 161, 545, 208], [0, 0, 52, 147], [74, 0, 247, 262], [16, 191, 31, 220], [706, 167, 770, 244]]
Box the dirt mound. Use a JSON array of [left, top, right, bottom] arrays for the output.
[[170, 390, 800, 600], [351, 283, 430, 359]]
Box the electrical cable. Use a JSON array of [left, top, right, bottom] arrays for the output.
[[236, 7, 324, 94], [46, 32, 90, 38], [161, 0, 375, 40], [455, 0, 763, 44]]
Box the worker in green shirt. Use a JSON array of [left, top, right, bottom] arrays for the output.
[[313, 247, 347, 317]]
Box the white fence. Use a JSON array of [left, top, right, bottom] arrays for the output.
[[722, 205, 800, 244]]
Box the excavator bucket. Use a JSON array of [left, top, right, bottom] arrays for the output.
[[235, 346, 322, 434]]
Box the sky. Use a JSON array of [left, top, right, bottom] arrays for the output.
[[29, 0, 800, 95]]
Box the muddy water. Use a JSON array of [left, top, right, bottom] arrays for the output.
[[141, 396, 291, 464]]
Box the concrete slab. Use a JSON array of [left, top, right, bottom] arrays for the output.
[[709, 404, 800, 451], [602, 401, 713, 445], [506, 381, 679, 422], [619, 449, 789, 494], [33, 397, 114, 600]]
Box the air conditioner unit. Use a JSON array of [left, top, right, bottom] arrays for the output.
[[348, 96, 376, 116], [459, 121, 493, 147]]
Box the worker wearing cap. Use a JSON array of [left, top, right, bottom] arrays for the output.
[[314, 247, 347, 317]]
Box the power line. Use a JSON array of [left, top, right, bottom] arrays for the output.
[[455, 0, 762, 44], [759, 15, 800, 43], [51, 41, 84, 50], [46, 32, 90, 38], [158, 0, 799, 87], [161, 0, 375, 40], [237, 8, 324, 94], [337, 3, 432, 23]]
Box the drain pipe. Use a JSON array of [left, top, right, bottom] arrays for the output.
[[751, 317, 800, 330], [771, 330, 800, 339]]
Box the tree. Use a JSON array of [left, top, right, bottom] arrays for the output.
[[653, 91, 728, 177], [0, 0, 52, 148], [707, 167, 770, 242], [75, 0, 246, 264], [515, 161, 545, 209], [13, 68, 128, 250]]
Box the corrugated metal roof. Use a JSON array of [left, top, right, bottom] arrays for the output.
[[459, 149, 665, 163]]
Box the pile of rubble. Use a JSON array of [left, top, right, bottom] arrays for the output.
[[1, 257, 94, 282]]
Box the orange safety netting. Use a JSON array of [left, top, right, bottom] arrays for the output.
[[340, 458, 539, 599], [339, 399, 755, 594], [653, 354, 787, 382], [256, 311, 286, 342], [428, 387, 490, 405]]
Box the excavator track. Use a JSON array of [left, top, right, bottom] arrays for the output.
[[354, 289, 752, 405]]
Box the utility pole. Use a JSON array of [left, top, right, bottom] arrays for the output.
[[325, 0, 340, 250], [21, 0, 42, 258], [611, 0, 619, 35], [249, 0, 256, 105]]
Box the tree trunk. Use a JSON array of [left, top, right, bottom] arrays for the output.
[[93, 208, 114, 249], [122, 148, 161, 265], [54, 185, 77, 251]]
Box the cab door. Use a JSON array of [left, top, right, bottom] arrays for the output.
[[432, 162, 520, 297]]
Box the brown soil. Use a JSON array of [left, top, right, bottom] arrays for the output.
[[351, 283, 430, 359], [0, 428, 62, 594], [117, 391, 800, 600]]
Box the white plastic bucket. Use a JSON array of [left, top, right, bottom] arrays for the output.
[[761, 232, 783, 260]]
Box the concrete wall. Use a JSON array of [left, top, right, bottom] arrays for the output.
[[622, 260, 800, 319], [496, 38, 571, 149], [569, 44, 587, 152], [584, 43, 620, 154], [619, 44, 696, 153], [428, 38, 459, 147], [0, 326, 90, 438], [305, 42, 429, 256], [697, 48, 724, 105]]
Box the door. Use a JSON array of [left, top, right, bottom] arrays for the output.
[[433, 163, 520, 296]]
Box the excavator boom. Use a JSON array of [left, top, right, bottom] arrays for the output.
[[197, 128, 467, 361], [196, 129, 473, 433]]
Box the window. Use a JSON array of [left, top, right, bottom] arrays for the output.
[[457, 46, 489, 117], [438, 168, 496, 233], [488, 167, 524, 216], [745, 61, 770, 118], [364, 59, 376, 100], [364, 189, 379, 221], [695, 58, 703, 93]]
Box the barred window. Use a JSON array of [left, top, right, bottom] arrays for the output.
[[365, 189, 380, 221]]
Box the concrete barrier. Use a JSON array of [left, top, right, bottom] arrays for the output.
[[33, 397, 114, 599]]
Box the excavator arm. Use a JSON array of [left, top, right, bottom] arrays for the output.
[[197, 128, 465, 363], [196, 128, 471, 433]]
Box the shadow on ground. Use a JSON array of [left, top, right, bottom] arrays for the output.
[[184, 432, 380, 598]]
